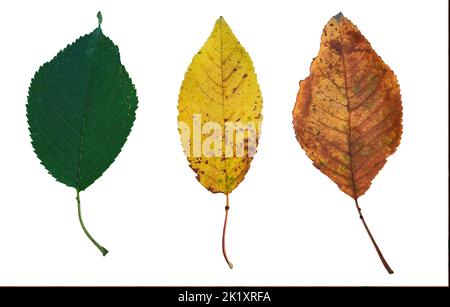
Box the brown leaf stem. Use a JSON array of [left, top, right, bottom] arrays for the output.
[[354, 198, 393, 274], [222, 194, 233, 269]]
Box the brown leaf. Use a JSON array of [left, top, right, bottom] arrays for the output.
[[293, 13, 402, 274]]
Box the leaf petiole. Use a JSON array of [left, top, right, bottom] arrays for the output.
[[354, 199, 393, 274], [76, 190, 108, 256], [222, 194, 233, 269]]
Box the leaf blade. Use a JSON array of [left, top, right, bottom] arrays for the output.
[[293, 13, 402, 199], [27, 19, 138, 191], [178, 17, 262, 195]]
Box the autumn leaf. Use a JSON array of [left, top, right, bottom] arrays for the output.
[[293, 13, 402, 274], [178, 17, 262, 269], [27, 12, 138, 256]]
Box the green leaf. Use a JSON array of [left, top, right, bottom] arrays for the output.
[[27, 12, 138, 255]]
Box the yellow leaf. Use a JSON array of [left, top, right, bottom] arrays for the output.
[[177, 17, 263, 268]]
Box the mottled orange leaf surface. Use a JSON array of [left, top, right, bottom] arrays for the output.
[[293, 13, 402, 274]]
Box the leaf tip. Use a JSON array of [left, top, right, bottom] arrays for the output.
[[333, 12, 344, 21], [217, 16, 227, 24], [97, 11, 103, 28]]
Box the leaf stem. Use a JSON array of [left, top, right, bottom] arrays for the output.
[[76, 190, 108, 256], [222, 194, 233, 269], [354, 198, 393, 274]]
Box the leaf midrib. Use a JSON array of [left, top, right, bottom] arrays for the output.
[[218, 19, 229, 195], [338, 19, 358, 200], [75, 28, 103, 191]]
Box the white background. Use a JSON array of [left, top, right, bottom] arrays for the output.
[[0, 0, 447, 286]]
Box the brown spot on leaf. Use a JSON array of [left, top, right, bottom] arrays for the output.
[[329, 39, 343, 54]]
